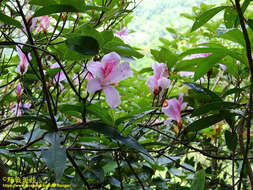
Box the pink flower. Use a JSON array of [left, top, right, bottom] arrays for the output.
[[21, 16, 37, 34], [162, 93, 187, 126], [146, 63, 170, 95], [15, 45, 31, 75], [87, 52, 133, 108], [219, 64, 227, 71], [16, 83, 22, 102], [115, 27, 130, 43], [50, 63, 66, 91], [12, 102, 31, 116], [34, 16, 50, 34]]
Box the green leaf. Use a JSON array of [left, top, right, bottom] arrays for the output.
[[234, 0, 251, 27], [73, 25, 104, 47], [224, 7, 237, 29], [139, 67, 153, 74], [65, 36, 99, 56], [103, 162, 117, 174], [191, 169, 206, 190], [223, 87, 245, 97], [46, 68, 61, 78], [29, 0, 57, 6], [0, 12, 22, 29], [42, 132, 66, 183], [220, 29, 245, 47], [187, 114, 224, 132], [86, 104, 114, 126], [150, 48, 178, 68], [247, 19, 253, 32], [59, 0, 86, 10], [183, 82, 222, 102], [0, 115, 52, 125], [85, 121, 153, 160], [191, 6, 228, 32], [123, 109, 155, 128], [58, 103, 83, 114], [33, 4, 83, 17], [194, 53, 225, 80], [225, 130, 238, 151], [191, 102, 240, 117], [102, 40, 143, 59]]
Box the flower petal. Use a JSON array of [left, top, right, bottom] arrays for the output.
[[87, 78, 102, 93], [158, 77, 170, 89], [101, 52, 121, 68], [162, 98, 181, 123], [164, 118, 173, 126], [103, 86, 120, 108], [146, 76, 157, 93], [87, 61, 103, 78], [105, 62, 133, 84]]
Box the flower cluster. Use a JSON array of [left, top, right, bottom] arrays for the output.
[[15, 45, 31, 75], [162, 93, 187, 126], [146, 63, 170, 96], [87, 52, 133, 108]]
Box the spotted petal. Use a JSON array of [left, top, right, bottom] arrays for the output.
[[87, 78, 102, 93], [103, 86, 120, 108]]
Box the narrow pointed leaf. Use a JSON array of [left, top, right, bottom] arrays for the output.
[[191, 6, 228, 32]]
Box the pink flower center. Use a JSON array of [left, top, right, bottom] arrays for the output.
[[103, 62, 114, 78]]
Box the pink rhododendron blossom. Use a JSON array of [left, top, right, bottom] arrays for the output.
[[146, 63, 170, 95], [162, 93, 187, 126], [50, 63, 66, 91], [12, 102, 31, 116], [21, 16, 37, 34], [16, 83, 22, 102], [34, 16, 50, 34], [15, 45, 31, 75], [87, 52, 133, 108], [115, 27, 130, 43]]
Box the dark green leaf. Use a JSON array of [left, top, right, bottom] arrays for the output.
[[225, 130, 238, 151], [0, 115, 52, 125], [85, 121, 153, 160], [73, 25, 104, 47], [223, 87, 245, 97], [29, 0, 57, 6], [191, 102, 240, 117], [58, 103, 83, 114], [33, 4, 82, 17], [183, 82, 222, 102], [42, 132, 66, 183], [194, 53, 225, 80], [102, 40, 143, 59], [65, 36, 99, 56], [191, 6, 228, 32], [46, 68, 61, 78], [123, 109, 155, 128], [191, 169, 206, 190], [187, 114, 224, 132], [0, 12, 22, 29], [86, 104, 113, 126]]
